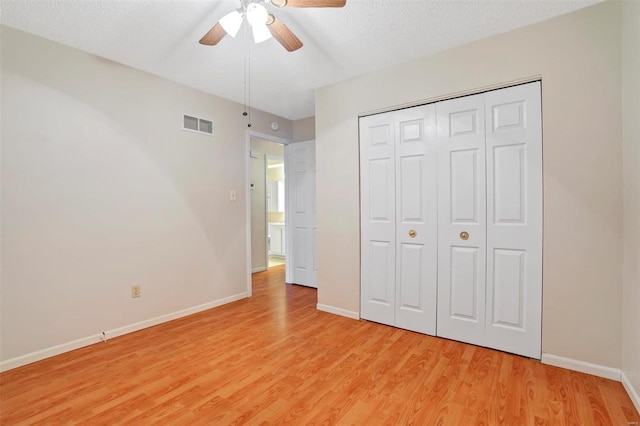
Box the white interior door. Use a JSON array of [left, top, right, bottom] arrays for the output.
[[436, 93, 487, 347], [360, 112, 396, 326], [285, 140, 317, 288], [484, 82, 542, 358], [394, 105, 438, 335]]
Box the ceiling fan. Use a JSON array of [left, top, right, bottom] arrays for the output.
[[199, 0, 346, 52]]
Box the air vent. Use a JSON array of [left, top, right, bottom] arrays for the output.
[[183, 115, 198, 131], [199, 119, 213, 134], [182, 114, 214, 136]]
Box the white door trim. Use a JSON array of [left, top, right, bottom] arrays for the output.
[[245, 130, 291, 297], [358, 75, 543, 119]]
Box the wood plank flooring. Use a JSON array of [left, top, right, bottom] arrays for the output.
[[1, 265, 638, 425]]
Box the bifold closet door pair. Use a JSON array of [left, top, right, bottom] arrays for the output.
[[360, 82, 542, 359]]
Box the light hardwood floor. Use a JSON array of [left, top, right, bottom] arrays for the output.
[[1, 265, 638, 425]]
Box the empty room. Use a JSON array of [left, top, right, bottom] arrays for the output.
[[1, 0, 639, 424]]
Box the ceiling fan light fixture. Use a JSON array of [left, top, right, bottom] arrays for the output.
[[246, 3, 269, 27], [219, 9, 243, 37], [252, 22, 273, 43], [202, 0, 345, 51]]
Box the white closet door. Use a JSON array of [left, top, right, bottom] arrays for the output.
[[394, 105, 438, 335], [286, 140, 317, 288], [436, 94, 487, 347], [360, 112, 396, 326], [484, 82, 542, 358]]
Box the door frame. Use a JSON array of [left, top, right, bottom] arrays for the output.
[[245, 130, 291, 297]]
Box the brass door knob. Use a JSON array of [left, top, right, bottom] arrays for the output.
[[460, 231, 469, 240], [409, 230, 417, 238]]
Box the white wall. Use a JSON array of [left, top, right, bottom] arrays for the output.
[[0, 26, 292, 365], [316, 2, 623, 368], [250, 138, 284, 271], [622, 0, 640, 410]]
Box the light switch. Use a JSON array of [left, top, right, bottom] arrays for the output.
[[230, 190, 237, 201]]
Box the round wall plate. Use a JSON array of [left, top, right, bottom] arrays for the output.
[[271, 122, 279, 131]]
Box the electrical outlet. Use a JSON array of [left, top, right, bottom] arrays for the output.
[[131, 285, 141, 298]]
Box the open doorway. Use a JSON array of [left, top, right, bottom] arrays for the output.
[[245, 130, 317, 296], [250, 137, 285, 274], [266, 155, 285, 268]]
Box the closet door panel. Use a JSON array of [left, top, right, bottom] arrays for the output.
[[436, 94, 487, 347], [450, 149, 480, 223], [450, 246, 480, 320], [485, 82, 542, 359], [360, 112, 396, 326], [395, 105, 438, 335]]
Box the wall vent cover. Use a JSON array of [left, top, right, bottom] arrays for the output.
[[183, 114, 214, 136]]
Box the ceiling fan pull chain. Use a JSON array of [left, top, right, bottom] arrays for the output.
[[243, 21, 251, 127], [242, 22, 252, 128], [243, 28, 246, 115], [248, 31, 252, 128]]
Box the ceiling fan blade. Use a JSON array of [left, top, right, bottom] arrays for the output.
[[268, 16, 303, 52], [199, 22, 226, 46], [279, 0, 346, 7]]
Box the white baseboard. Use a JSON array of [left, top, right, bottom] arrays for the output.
[[496, 353, 640, 415], [251, 267, 266, 273], [622, 371, 640, 414], [316, 303, 360, 320], [541, 353, 621, 381], [0, 292, 247, 373], [0, 334, 105, 373], [103, 292, 247, 341]]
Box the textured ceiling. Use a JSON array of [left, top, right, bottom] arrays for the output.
[[0, 0, 602, 120]]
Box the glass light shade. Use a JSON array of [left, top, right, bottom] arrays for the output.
[[252, 22, 272, 43], [219, 9, 243, 37], [246, 3, 268, 27]]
